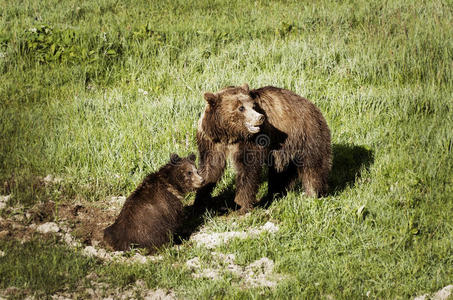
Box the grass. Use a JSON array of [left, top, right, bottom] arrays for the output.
[[0, 0, 452, 298], [0, 237, 97, 297]]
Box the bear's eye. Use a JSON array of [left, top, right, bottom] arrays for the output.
[[187, 171, 193, 176], [238, 106, 245, 112]]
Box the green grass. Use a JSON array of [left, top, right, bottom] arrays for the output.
[[1, 0, 452, 298], [0, 237, 97, 297]]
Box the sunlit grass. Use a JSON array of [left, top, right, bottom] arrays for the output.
[[0, 0, 452, 298]]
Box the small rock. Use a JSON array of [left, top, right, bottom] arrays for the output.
[[149, 255, 164, 262], [82, 246, 111, 260], [82, 246, 97, 257], [186, 257, 201, 269], [433, 285, 453, 300], [62, 233, 80, 248], [260, 221, 279, 233], [109, 196, 126, 205], [131, 253, 148, 264], [36, 222, 60, 234], [193, 268, 220, 279], [42, 175, 62, 185], [0, 250, 5, 257], [0, 195, 10, 210], [135, 279, 146, 289], [143, 289, 176, 300]]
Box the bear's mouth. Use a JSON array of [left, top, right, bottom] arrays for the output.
[[245, 122, 261, 133], [193, 174, 204, 188]]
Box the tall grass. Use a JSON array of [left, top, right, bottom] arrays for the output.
[[0, 0, 452, 298]]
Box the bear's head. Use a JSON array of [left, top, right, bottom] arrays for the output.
[[169, 153, 204, 193], [199, 84, 265, 142]]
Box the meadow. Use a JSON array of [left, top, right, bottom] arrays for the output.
[[0, 0, 452, 298]]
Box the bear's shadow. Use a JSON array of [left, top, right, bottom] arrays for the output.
[[328, 143, 374, 194], [175, 186, 237, 243], [175, 143, 373, 243]]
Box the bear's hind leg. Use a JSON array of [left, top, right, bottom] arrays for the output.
[[234, 169, 261, 214], [299, 166, 328, 198], [233, 157, 262, 214]]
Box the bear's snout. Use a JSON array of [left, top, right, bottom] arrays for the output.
[[250, 111, 264, 126], [193, 173, 204, 188], [257, 114, 265, 124], [244, 111, 264, 134]]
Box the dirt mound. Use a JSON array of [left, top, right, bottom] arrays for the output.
[[0, 199, 118, 248]]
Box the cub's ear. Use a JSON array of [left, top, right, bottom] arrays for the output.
[[241, 83, 250, 94], [170, 153, 181, 164], [204, 92, 218, 106], [188, 153, 196, 162]]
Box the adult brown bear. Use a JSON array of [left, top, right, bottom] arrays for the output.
[[194, 84, 331, 214], [104, 153, 203, 252]]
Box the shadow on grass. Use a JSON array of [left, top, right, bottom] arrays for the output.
[[175, 181, 238, 243], [176, 143, 373, 242], [328, 143, 374, 194]]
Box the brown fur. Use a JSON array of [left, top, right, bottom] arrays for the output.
[[194, 84, 331, 214], [104, 153, 203, 252]]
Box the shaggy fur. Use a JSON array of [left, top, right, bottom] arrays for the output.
[[194, 84, 331, 213], [104, 153, 203, 252]]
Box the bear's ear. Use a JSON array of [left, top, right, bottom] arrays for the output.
[[170, 153, 181, 164], [241, 83, 250, 94], [188, 153, 196, 162], [204, 92, 218, 106]]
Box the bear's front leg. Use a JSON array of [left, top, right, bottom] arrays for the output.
[[193, 145, 226, 211], [233, 147, 263, 214]]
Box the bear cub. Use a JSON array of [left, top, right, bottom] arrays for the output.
[[104, 153, 203, 252]]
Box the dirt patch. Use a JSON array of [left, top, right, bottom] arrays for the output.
[[81, 244, 163, 264], [0, 198, 168, 264], [0, 278, 176, 300], [56, 201, 117, 248], [190, 221, 279, 249], [186, 252, 286, 289], [0, 199, 117, 247], [415, 285, 453, 300], [49, 278, 176, 300]]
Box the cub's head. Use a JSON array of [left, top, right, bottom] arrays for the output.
[[199, 83, 265, 142], [169, 153, 204, 193]]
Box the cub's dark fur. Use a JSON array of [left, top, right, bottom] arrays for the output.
[[104, 153, 203, 251]]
